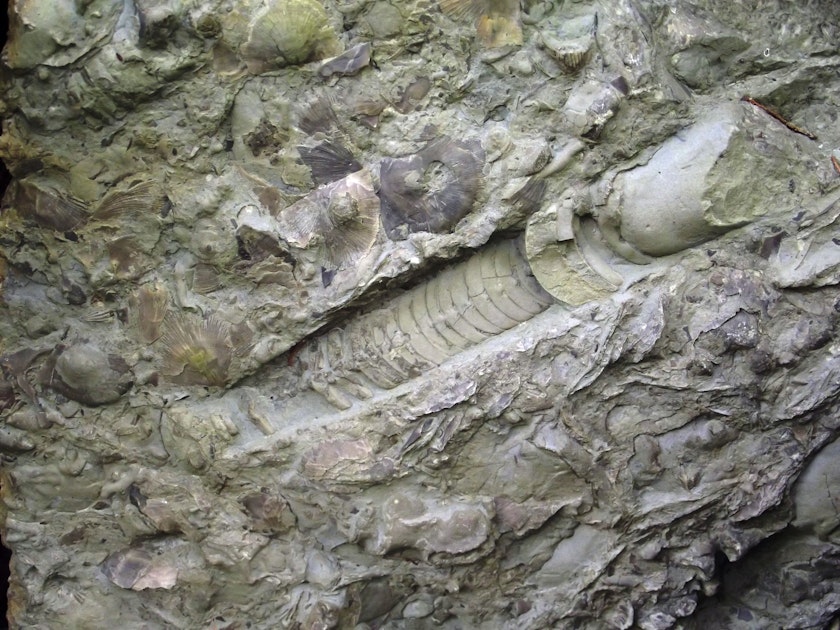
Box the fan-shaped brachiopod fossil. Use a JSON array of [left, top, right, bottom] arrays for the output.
[[279, 169, 380, 270], [379, 136, 484, 239], [4, 179, 88, 232], [131, 282, 169, 343], [440, 0, 523, 47], [159, 314, 233, 387]]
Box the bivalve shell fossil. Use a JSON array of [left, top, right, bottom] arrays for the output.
[[131, 282, 169, 343], [379, 137, 484, 238]]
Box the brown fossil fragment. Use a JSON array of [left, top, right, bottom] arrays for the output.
[[379, 137, 484, 238], [131, 282, 169, 343], [439, 0, 523, 47], [4, 180, 88, 232], [298, 141, 362, 186]]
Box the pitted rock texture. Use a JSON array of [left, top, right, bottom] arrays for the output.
[[1, 0, 840, 628]]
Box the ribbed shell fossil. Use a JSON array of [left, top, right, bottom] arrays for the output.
[[294, 238, 553, 408], [241, 0, 340, 72], [439, 0, 523, 47], [5, 180, 88, 232], [160, 314, 233, 386], [379, 137, 484, 239], [279, 170, 380, 269], [298, 141, 362, 186]]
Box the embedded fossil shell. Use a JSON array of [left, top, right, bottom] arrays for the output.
[[379, 137, 484, 239], [102, 547, 177, 590], [540, 13, 596, 72], [43, 342, 133, 406], [298, 141, 362, 186], [160, 314, 233, 386], [91, 178, 168, 224], [296, 238, 553, 406], [5, 180, 88, 232], [240, 0, 340, 73], [297, 94, 340, 136], [131, 282, 169, 343], [440, 0, 523, 47], [279, 169, 380, 269], [525, 203, 622, 306]]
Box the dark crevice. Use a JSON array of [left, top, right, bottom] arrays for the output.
[[1, 2, 13, 628]]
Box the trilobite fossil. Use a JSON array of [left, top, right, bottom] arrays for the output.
[[379, 136, 484, 239]]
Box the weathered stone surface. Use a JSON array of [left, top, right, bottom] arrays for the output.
[[1, 0, 840, 628]]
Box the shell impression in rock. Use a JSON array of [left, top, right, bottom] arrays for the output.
[[240, 0, 340, 72], [160, 314, 233, 386], [131, 282, 169, 343], [379, 137, 485, 238], [525, 204, 623, 307], [298, 141, 363, 186], [279, 170, 380, 269], [295, 238, 553, 409]]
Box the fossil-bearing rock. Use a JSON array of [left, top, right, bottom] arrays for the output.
[[1, 0, 840, 628]]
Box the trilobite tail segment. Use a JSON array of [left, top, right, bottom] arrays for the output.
[[300, 238, 554, 405]]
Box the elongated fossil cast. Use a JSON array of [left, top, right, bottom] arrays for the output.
[[295, 237, 553, 409]]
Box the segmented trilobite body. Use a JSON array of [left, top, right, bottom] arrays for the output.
[[297, 238, 553, 405], [379, 136, 484, 238]]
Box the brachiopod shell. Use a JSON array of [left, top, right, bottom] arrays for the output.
[[279, 170, 380, 268], [241, 0, 341, 73], [160, 314, 233, 386], [131, 282, 169, 343], [379, 136, 484, 238]]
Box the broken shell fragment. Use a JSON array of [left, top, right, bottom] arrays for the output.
[[540, 13, 596, 72], [319, 42, 372, 78], [102, 547, 177, 590], [160, 314, 233, 386], [5, 180, 88, 232], [297, 94, 339, 135], [91, 178, 168, 224], [440, 0, 523, 47], [298, 141, 362, 186], [379, 137, 484, 238], [279, 170, 380, 268], [131, 282, 169, 343], [525, 203, 622, 306]]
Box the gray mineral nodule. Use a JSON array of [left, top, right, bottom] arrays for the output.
[[1, 0, 840, 628]]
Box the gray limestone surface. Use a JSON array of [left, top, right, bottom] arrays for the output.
[[1, 0, 840, 628]]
